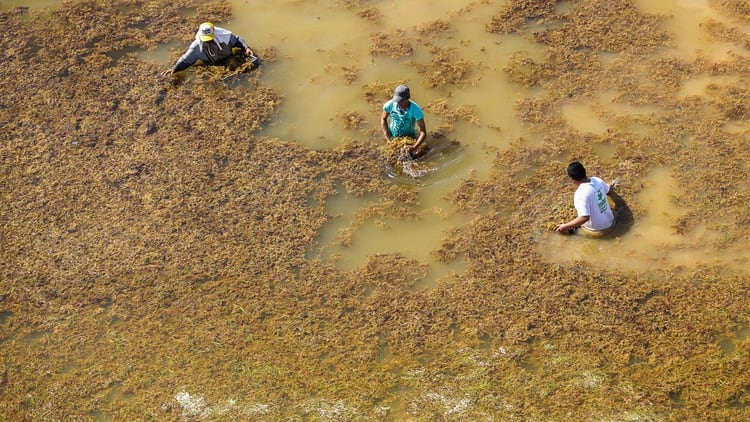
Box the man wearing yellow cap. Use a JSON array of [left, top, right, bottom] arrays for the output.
[[160, 22, 255, 76]]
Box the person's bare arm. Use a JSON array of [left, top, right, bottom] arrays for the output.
[[380, 111, 391, 142], [410, 118, 427, 150], [555, 215, 589, 233], [607, 178, 620, 196]]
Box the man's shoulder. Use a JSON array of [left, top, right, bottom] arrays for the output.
[[575, 182, 595, 196], [409, 101, 424, 117], [589, 177, 608, 191]]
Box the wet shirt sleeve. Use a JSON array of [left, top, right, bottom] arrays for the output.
[[229, 34, 250, 51], [410, 103, 425, 121], [173, 41, 208, 72]]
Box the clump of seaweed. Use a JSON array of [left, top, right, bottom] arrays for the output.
[[533, 1, 669, 54], [361, 81, 392, 105], [503, 51, 550, 88], [415, 19, 451, 36], [709, 0, 750, 24], [709, 85, 750, 120], [703, 19, 750, 49], [194, 54, 260, 83], [339, 111, 366, 129], [379, 137, 432, 177], [414, 45, 476, 87], [333, 0, 363, 8], [369, 30, 414, 58], [486, 0, 559, 34], [648, 56, 696, 89], [542, 197, 576, 232], [358, 7, 381, 23], [340, 65, 360, 84], [514, 97, 565, 128], [424, 99, 480, 132]]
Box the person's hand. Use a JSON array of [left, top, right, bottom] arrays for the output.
[[555, 223, 573, 233], [401, 145, 414, 160], [555, 223, 577, 234], [611, 178, 621, 189], [245, 48, 254, 56], [160, 69, 174, 77]]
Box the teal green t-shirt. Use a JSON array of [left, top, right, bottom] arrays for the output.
[[383, 100, 425, 138]]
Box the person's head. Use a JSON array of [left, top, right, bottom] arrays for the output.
[[198, 22, 215, 42], [567, 161, 587, 181], [392, 85, 411, 107]]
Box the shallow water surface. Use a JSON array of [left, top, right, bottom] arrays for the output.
[[44, 0, 741, 277], [202, 0, 750, 276], [0, 0, 58, 9], [212, 0, 547, 276]]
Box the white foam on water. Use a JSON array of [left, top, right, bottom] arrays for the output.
[[172, 391, 271, 419]]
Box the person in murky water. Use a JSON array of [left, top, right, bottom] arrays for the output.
[[555, 161, 618, 236], [160, 22, 256, 76], [380, 85, 427, 157]]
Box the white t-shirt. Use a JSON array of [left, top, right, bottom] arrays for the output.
[[574, 177, 614, 231]]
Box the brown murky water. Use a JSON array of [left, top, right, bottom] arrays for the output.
[[2, 0, 750, 420]]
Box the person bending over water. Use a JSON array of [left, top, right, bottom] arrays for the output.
[[380, 85, 427, 156], [160, 22, 255, 76], [555, 161, 618, 236]]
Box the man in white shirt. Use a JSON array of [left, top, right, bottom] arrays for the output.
[[555, 161, 618, 236]]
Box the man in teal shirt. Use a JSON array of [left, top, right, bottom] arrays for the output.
[[380, 85, 427, 155]]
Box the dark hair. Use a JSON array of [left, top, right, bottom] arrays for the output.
[[567, 161, 587, 181]]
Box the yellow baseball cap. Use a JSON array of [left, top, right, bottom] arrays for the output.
[[198, 22, 215, 41]]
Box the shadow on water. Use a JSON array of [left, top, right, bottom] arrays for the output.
[[0, 310, 13, 324], [607, 190, 634, 238]]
